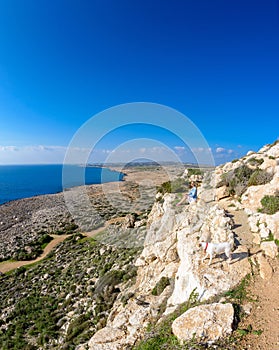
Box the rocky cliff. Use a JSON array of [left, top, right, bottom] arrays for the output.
[[83, 140, 279, 349]]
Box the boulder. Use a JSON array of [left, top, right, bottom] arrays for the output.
[[172, 303, 234, 342], [257, 253, 273, 280], [122, 214, 136, 228], [260, 241, 278, 259], [215, 185, 230, 200], [259, 224, 270, 239], [88, 327, 125, 350]]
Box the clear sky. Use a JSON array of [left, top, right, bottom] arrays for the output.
[[0, 0, 278, 165]]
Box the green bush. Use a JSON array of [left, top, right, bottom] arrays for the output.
[[133, 288, 199, 350], [151, 277, 170, 296], [247, 157, 264, 166], [259, 195, 279, 215], [217, 165, 253, 196], [157, 179, 186, 194], [187, 168, 203, 176], [247, 169, 273, 186], [218, 165, 273, 196]]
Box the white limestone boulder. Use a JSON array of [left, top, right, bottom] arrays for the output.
[[260, 241, 278, 259], [172, 303, 234, 342]]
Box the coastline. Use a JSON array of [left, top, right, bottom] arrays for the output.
[[0, 164, 125, 206], [0, 164, 180, 269]]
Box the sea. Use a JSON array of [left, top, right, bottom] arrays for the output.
[[0, 164, 124, 205]]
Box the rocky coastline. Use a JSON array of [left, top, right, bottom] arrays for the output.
[[0, 164, 180, 263], [0, 142, 279, 349]]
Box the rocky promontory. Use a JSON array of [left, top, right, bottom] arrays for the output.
[[0, 142, 279, 349]]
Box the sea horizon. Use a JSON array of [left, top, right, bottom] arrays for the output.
[[0, 164, 124, 205]]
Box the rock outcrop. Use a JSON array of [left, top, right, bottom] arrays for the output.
[[84, 140, 279, 349], [172, 303, 234, 342], [86, 191, 251, 349]]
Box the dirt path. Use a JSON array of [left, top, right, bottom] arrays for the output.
[[0, 224, 108, 274], [0, 234, 68, 273], [238, 258, 279, 350], [219, 198, 279, 349], [219, 199, 254, 249]]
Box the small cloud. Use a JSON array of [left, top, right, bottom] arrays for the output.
[[174, 146, 185, 151], [216, 147, 226, 153], [0, 145, 19, 152]]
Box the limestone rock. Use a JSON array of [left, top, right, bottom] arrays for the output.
[[88, 327, 125, 350], [265, 212, 279, 240], [257, 253, 273, 280], [260, 241, 278, 259], [252, 233, 261, 245], [172, 303, 234, 342], [259, 224, 270, 239], [248, 214, 260, 233], [215, 185, 230, 200], [122, 214, 136, 228]]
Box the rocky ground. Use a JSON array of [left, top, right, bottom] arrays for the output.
[[0, 144, 279, 349], [0, 164, 181, 263], [238, 257, 279, 350]]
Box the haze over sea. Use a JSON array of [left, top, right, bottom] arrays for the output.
[[0, 165, 123, 205]]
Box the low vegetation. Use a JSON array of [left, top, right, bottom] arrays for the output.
[[151, 276, 170, 296], [134, 275, 259, 350], [156, 168, 204, 195], [0, 232, 141, 349], [133, 288, 200, 350], [258, 194, 279, 215], [13, 234, 53, 261], [187, 168, 204, 176], [157, 178, 186, 194], [217, 164, 273, 197], [247, 169, 273, 186]]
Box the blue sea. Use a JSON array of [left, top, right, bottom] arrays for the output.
[[0, 165, 124, 205]]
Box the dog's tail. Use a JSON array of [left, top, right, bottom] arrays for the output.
[[228, 232, 235, 250]]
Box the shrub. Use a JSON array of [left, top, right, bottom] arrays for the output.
[[151, 277, 170, 296], [217, 165, 253, 196], [218, 165, 273, 197], [157, 178, 186, 194], [247, 157, 264, 166], [247, 169, 273, 186], [157, 181, 171, 194], [259, 195, 279, 215], [134, 288, 199, 350], [187, 168, 203, 176]]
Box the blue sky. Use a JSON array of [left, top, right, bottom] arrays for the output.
[[0, 0, 278, 165]]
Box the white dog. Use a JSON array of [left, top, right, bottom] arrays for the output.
[[199, 241, 232, 266]]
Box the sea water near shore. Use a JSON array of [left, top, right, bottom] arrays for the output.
[[0, 164, 124, 205]]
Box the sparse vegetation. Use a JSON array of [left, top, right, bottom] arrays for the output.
[[217, 165, 273, 197], [247, 169, 273, 186], [0, 233, 141, 349], [247, 157, 264, 166], [13, 234, 54, 261], [217, 165, 254, 196], [133, 288, 200, 350], [258, 194, 279, 215], [157, 178, 186, 194], [151, 277, 170, 296], [187, 168, 203, 176]]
